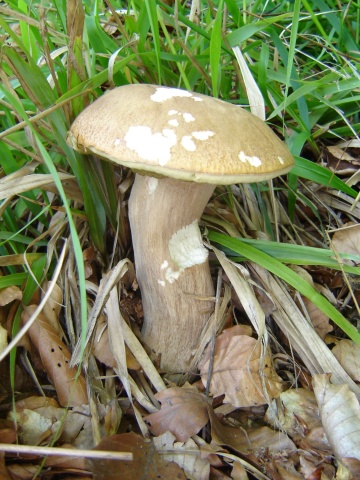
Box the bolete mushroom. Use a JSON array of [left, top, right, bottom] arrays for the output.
[[66, 84, 294, 378]]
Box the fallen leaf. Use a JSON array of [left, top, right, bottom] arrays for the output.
[[21, 305, 87, 407], [313, 373, 360, 460], [153, 431, 210, 480], [88, 432, 186, 479], [332, 340, 360, 382], [326, 145, 360, 175], [7, 397, 91, 448], [266, 389, 324, 441], [92, 315, 140, 370], [338, 457, 360, 479], [6, 463, 38, 480], [0, 324, 8, 354], [208, 404, 296, 455], [300, 296, 333, 340], [0, 453, 11, 480], [0, 285, 22, 306], [200, 326, 283, 407], [41, 281, 63, 337], [145, 387, 209, 441], [332, 223, 360, 266]]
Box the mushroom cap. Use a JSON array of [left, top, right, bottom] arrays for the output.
[[67, 84, 294, 184]]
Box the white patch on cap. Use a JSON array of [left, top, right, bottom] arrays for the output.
[[158, 280, 166, 287], [168, 110, 178, 115], [124, 126, 177, 165], [168, 119, 179, 127], [278, 156, 284, 164], [114, 138, 121, 146], [238, 151, 262, 167], [192, 131, 214, 140], [146, 177, 158, 194], [151, 87, 194, 102], [182, 113, 195, 122], [169, 221, 208, 269], [161, 260, 169, 270], [181, 135, 196, 152]]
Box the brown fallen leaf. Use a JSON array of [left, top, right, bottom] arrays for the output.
[[0, 453, 11, 480], [266, 388, 331, 453], [332, 339, 360, 382], [88, 432, 186, 480], [145, 386, 209, 441], [0, 285, 22, 306], [41, 280, 63, 337], [208, 404, 296, 455], [153, 431, 210, 480], [92, 314, 140, 370], [0, 420, 17, 445], [200, 326, 283, 407], [21, 305, 87, 407], [300, 296, 333, 340], [331, 222, 360, 266], [7, 396, 91, 448], [338, 457, 360, 480]]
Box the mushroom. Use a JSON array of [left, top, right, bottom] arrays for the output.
[[66, 84, 294, 379]]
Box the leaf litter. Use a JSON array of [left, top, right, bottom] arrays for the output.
[[1, 11, 360, 480], [1, 181, 360, 479]]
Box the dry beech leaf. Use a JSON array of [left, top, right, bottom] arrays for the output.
[[7, 396, 91, 448], [332, 223, 360, 265], [266, 389, 321, 434], [0, 324, 8, 354], [44, 444, 87, 471], [299, 455, 334, 480], [313, 373, 360, 460], [145, 387, 209, 442], [92, 315, 140, 371], [21, 305, 87, 407], [0, 420, 17, 445], [208, 405, 295, 455], [6, 463, 38, 480], [338, 457, 360, 480], [153, 431, 210, 480], [88, 432, 186, 480], [300, 296, 333, 340], [332, 339, 360, 382], [231, 460, 249, 480], [41, 281, 63, 337], [0, 285, 22, 306], [200, 326, 283, 407], [0, 453, 12, 480], [266, 389, 331, 452]]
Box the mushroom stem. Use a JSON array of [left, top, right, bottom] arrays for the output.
[[128, 174, 215, 378]]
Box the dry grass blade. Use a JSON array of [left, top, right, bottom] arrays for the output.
[[0, 444, 132, 461], [0, 240, 67, 363], [232, 46, 265, 120], [0, 173, 76, 200], [251, 263, 360, 399], [71, 259, 165, 393]]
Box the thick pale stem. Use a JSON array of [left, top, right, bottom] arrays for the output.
[[128, 174, 215, 377]]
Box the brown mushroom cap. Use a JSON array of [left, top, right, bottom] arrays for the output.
[[67, 84, 294, 184]]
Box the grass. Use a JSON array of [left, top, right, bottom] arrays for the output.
[[0, 0, 360, 473]]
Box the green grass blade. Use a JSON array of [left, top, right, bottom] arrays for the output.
[[210, 0, 224, 98], [293, 156, 357, 198]]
